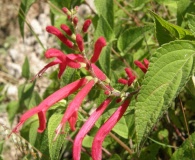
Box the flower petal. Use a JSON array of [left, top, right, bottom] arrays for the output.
[[67, 54, 85, 62], [58, 62, 67, 79], [32, 59, 61, 81], [73, 98, 112, 160], [12, 107, 41, 133], [91, 64, 107, 82], [37, 111, 47, 133], [68, 111, 78, 131], [45, 48, 66, 61], [91, 99, 131, 160]]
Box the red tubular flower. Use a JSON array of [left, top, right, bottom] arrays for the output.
[[82, 19, 92, 33], [55, 79, 96, 137], [61, 24, 72, 36], [73, 98, 112, 160], [76, 34, 84, 52], [90, 37, 106, 63], [91, 64, 107, 81], [34, 48, 83, 79], [46, 26, 73, 48], [12, 78, 88, 133], [67, 54, 85, 62], [91, 99, 131, 160]]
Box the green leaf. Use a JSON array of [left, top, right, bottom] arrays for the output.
[[132, 0, 150, 10], [97, 43, 111, 77], [135, 40, 195, 147], [150, 11, 194, 45], [171, 132, 195, 160], [6, 101, 19, 125], [22, 57, 30, 79], [112, 116, 128, 139], [29, 120, 39, 146], [94, 0, 114, 28], [18, 0, 36, 38], [0, 141, 4, 155], [27, 91, 42, 109], [117, 25, 153, 54], [138, 143, 160, 160], [94, 15, 114, 42], [49, 0, 71, 15], [82, 135, 93, 148], [187, 14, 195, 36], [109, 154, 122, 160], [48, 113, 65, 160], [177, 0, 191, 25], [18, 81, 36, 109]]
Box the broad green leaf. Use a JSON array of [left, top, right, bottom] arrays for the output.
[[150, 11, 194, 45], [171, 132, 195, 160], [48, 113, 65, 160], [138, 143, 160, 160], [187, 14, 195, 36], [94, 0, 114, 28], [97, 43, 111, 77], [177, 0, 191, 25], [6, 101, 19, 125], [82, 135, 93, 148], [112, 116, 128, 139], [22, 57, 30, 79], [27, 91, 41, 109], [18, 0, 36, 38], [35, 130, 50, 157], [117, 25, 153, 54], [18, 81, 36, 109], [135, 40, 195, 147], [94, 15, 114, 42], [29, 121, 39, 146]]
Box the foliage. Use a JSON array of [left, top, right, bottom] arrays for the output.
[[1, 0, 195, 160]]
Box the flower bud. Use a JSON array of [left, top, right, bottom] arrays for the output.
[[82, 19, 92, 32], [61, 24, 72, 36], [134, 60, 147, 73], [90, 37, 106, 63], [73, 17, 78, 26], [46, 26, 74, 48], [76, 34, 84, 52]]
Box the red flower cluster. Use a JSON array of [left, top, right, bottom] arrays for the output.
[[12, 7, 149, 160]]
